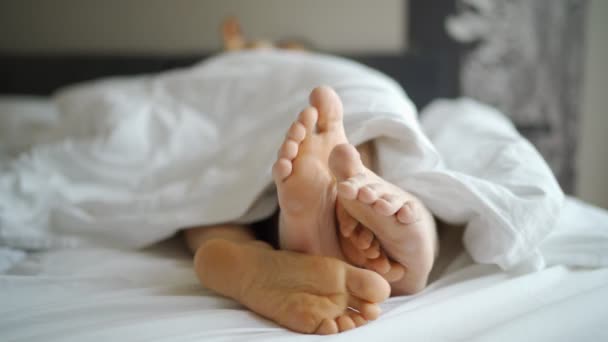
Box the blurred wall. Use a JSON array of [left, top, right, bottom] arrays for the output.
[[0, 0, 406, 54], [1, 0, 606, 208], [577, 0, 608, 208]]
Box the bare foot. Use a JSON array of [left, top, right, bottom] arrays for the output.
[[273, 86, 348, 259], [336, 199, 407, 283], [329, 144, 438, 295], [194, 239, 390, 334]]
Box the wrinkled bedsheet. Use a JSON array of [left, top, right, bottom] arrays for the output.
[[1, 197, 607, 342]]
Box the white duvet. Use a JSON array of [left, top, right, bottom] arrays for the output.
[[0, 50, 605, 274]]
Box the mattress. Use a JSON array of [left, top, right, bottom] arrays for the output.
[[2, 197, 607, 342]]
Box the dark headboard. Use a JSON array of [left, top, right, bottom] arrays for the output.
[[0, 1, 459, 111]]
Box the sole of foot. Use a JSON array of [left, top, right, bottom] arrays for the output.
[[195, 239, 391, 334], [273, 86, 349, 259], [329, 143, 438, 295]]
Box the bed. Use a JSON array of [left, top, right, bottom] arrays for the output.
[[2, 195, 607, 341], [1, 1, 607, 341]]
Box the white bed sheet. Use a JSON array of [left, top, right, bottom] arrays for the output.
[[2, 197, 607, 342]]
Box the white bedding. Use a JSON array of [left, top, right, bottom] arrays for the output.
[[1, 197, 607, 342], [1, 51, 608, 341], [1, 51, 564, 271]]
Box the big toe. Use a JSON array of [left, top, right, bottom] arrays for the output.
[[345, 265, 390, 304], [329, 143, 365, 181], [309, 86, 344, 132]]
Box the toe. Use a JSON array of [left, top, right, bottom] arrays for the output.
[[272, 158, 292, 182], [347, 227, 358, 245], [348, 311, 368, 327], [329, 143, 365, 181], [309, 86, 344, 132], [339, 234, 368, 267], [383, 261, 406, 282], [366, 251, 391, 275], [336, 315, 356, 332], [345, 265, 390, 303], [286, 121, 307, 143], [397, 202, 420, 224], [337, 200, 358, 237], [337, 180, 358, 200], [372, 194, 403, 216], [363, 239, 381, 259], [358, 184, 380, 204], [315, 318, 339, 335], [336, 173, 367, 200], [298, 107, 318, 133], [355, 228, 374, 250], [278, 139, 299, 160], [348, 225, 363, 246], [347, 297, 382, 321]]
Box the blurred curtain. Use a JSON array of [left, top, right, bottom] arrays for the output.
[[447, 0, 588, 193]]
